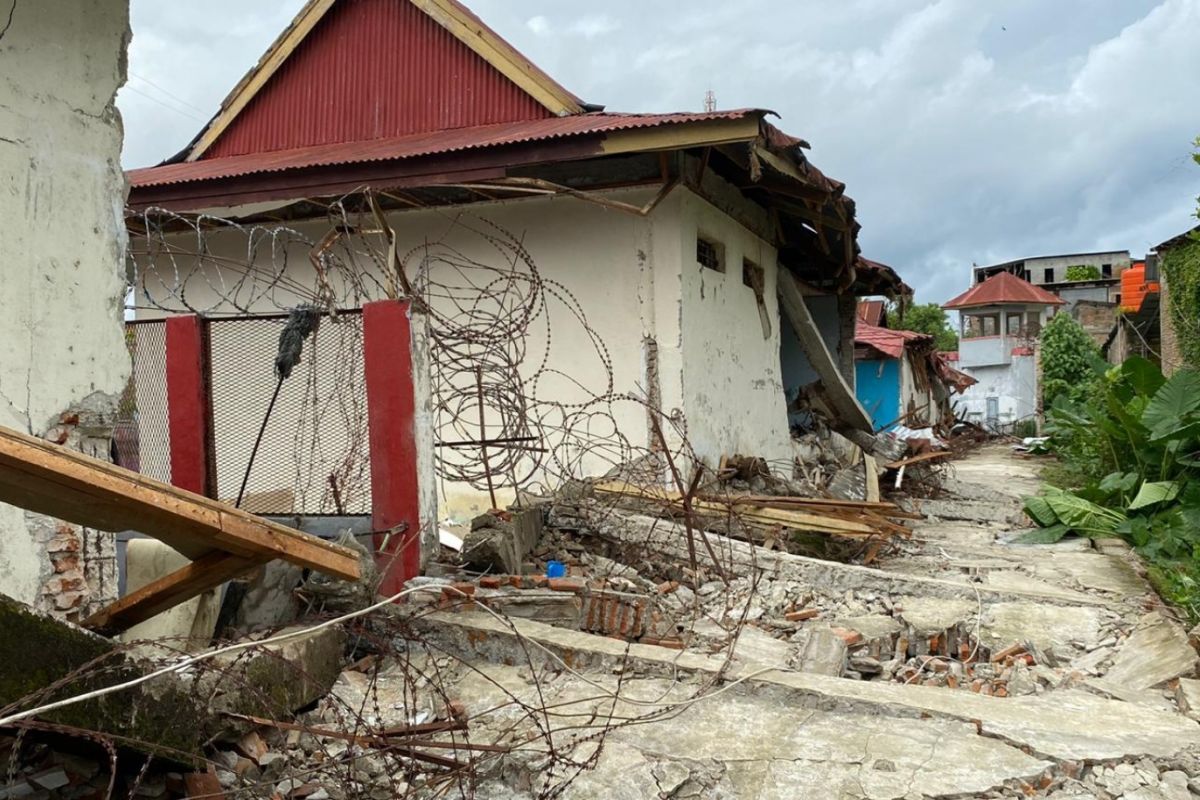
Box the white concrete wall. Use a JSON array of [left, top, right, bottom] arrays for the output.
[[134, 185, 794, 520], [955, 354, 1038, 429], [0, 1, 131, 614], [674, 189, 792, 469]]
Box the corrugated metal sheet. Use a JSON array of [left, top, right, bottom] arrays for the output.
[[943, 271, 1066, 310], [855, 322, 929, 360], [856, 299, 886, 326], [129, 110, 760, 188], [206, 0, 554, 159]]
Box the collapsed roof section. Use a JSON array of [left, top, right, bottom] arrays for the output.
[[126, 0, 906, 297], [855, 322, 977, 394]]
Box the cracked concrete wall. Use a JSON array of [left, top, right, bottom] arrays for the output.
[[674, 188, 792, 468], [0, 0, 131, 615]]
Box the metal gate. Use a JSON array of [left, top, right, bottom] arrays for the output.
[[117, 312, 372, 516], [207, 312, 371, 515]]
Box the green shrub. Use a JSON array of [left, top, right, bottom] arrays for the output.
[[1040, 312, 1103, 409], [1025, 358, 1200, 624]]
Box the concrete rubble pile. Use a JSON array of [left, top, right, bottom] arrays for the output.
[[4, 446, 1200, 799]]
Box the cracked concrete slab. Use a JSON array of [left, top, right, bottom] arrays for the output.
[[415, 609, 1200, 762], [430, 445, 1200, 796], [1097, 612, 1199, 692]]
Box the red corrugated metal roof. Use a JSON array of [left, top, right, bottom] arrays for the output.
[[857, 299, 886, 327], [855, 321, 930, 359], [206, 0, 556, 159], [942, 271, 1065, 310], [129, 110, 761, 188]]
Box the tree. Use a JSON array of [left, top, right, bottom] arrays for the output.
[[891, 302, 958, 351], [1040, 312, 1101, 408]]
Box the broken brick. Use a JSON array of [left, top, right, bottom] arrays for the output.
[[830, 627, 863, 646], [478, 576, 503, 589], [785, 609, 819, 622], [990, 643, 1026, 663], [656, 581, 680, 595], [548, 578, 585, 593], [640, 636, 685, 650]]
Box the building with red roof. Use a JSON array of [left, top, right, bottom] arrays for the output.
[[941, 271, 1064, 430], [124, 0, 910, 519]]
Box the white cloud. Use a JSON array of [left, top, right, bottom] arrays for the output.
[[119, 0, 1200, 304], [568, 15, 620, 38]]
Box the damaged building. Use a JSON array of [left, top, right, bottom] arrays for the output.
[[942, 271, 1065, 431], [122, 0, 907, 562], [853, 313, 976, 432], [4, 2, 1200, 799]]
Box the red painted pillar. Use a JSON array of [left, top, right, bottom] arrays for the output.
[[363, 300, 422, 595], [164, 315, 213, 496]]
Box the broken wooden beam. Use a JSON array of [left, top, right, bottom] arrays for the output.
[[884, 451, 953, 470], [0, 424, 361, 633], [83, 551, 261, 635], [776, 270, 873, 433], [0, 425, 360, 578]]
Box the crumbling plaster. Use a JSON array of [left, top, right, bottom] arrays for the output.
[[0, 0, 132, 612]]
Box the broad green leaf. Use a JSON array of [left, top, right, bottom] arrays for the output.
[[1120, 356, 1166, 398], [1143, 370, 1200, 440], [1128, 480, 1182, 510], [1014, 524, 1071, 544], [1153, 419, 1200, 444], [1043, 488, 1125, 533], [1023, 495, 1059, 527], [1099, 472, 1139, 495]]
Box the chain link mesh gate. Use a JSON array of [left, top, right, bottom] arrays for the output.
[[207, 311, 372, 515], [114, 321, 172, 483]]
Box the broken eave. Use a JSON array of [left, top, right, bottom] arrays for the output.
[[127, 111, 901, 294]]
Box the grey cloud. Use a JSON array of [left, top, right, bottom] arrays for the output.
[[119, 0, 1200, 304]]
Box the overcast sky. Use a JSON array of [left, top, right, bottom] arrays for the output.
[[118, 0, 1200, 303]]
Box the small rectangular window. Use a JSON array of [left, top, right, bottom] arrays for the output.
[[1102, 263, 1112, 277], [1007, 314, 1022, 335], [742, 258, 763, 291], [1044, 268, 1054, 283], [696, 236, 724, 272]]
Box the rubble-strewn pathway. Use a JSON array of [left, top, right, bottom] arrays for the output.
[[419, 445, 1200, 799]]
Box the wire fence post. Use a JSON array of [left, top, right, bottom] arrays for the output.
[[165, 315, 213, 496], [363, 299, 422, 595]]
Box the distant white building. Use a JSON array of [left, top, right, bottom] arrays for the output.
[[943, 272, 1064, 430], [972, 250, 1132, 300]]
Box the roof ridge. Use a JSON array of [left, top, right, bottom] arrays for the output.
[[943, 270, 1065, 310], [181, 0, 588, 163]]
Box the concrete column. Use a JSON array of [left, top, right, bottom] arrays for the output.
[[0, 0, 131, 616], [363, 300, 423, 595], [165, 315, 214, 496]]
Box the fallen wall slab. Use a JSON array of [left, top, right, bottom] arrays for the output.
[[413, 608, 1200, 763], [577, 508, 1111, 608], [0, 594, 345, 761]]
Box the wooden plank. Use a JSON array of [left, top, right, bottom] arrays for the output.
[[592, 481, 875, 535], [0, 425, 360, 580], [83, 551, 260, 635], [884, 451, 953, 470], [864, 454, 881, 503], [776, 270, 873, 433]]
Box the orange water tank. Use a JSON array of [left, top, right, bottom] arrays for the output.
[[1121, 262, 1158, 313]]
